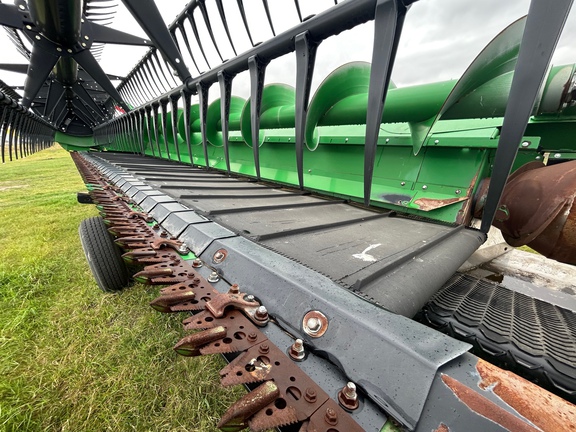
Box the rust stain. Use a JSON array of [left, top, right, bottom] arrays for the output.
[[441, 374, 539, 432], [433, 422, 450, 432], [477, 359, 576, 432], [413, 196, 467, 211]]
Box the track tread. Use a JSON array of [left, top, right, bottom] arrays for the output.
[[421, 273, 576, 402]]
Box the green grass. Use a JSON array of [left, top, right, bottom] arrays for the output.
[[0, 145, 243, 431]]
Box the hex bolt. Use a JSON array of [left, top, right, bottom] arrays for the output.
[[306, 317, 322, 334], [289, 339, 305, 361], [192, 258, 202, 268], [338, 382, 359, 410], [247, 332, 258, 342], [324, 408, 338, 425], [259, 343, 269, 354], [245, 294, 255, 302], [160, 231, 168, 237], [304, 388, 317, 403], [229, 284, 240, 294], [255, 305, 268, 321], [178, 243, 188, 254], [207, 271, 220, 283]]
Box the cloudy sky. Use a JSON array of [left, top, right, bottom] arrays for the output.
[[1, 0, 575, 103]]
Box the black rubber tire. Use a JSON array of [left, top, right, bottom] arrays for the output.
[[79, 216, 129, 292]]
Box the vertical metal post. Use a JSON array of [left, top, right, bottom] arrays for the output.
[[294, 31, 317, 190], [363, 0, 408, 205], [248, 55, 267, 180], [218, 70, 234, 175], [196, 82, 210, 167]]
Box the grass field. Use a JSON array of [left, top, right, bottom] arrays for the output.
[[0, 145, 243, 431]]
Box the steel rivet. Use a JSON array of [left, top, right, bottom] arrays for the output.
[[385, 138, 390, 143], [434, 139, 439, 144], [81, 42, 86, 47], [455, 189, 461, 195], [554, 153, 562, 158], [536, 156, 541, 160], [19, 4, 25, 9], [400, 181, 406, 186], [35, 35, 41, 40], [422, 185, 428, 190], [84, 35, 89, 40], [25, 25, 32, 30], [213, 249, 227, 263], [247, 332, 258, 342], [521, 141, 530, 147], [245, 294, 255, 302], [67, 49, 72, 53]]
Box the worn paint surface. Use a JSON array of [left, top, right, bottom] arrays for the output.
[[477, 359, 576, 432], [413, 197, 468, 211], [441, 373, 539, 432], [352, 243, 382, 262]]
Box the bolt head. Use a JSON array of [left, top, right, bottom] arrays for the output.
[[338, 382, 359, 410], [207, 271, 220, 283], [304, 387, 317, 403], [324, 408, 338, 425], [289, 339, 305, 360], [306, 317, 321, 332]]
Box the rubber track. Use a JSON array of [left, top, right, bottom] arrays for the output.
[[420, 273, 576, 403], [79, 216, 128, 292]]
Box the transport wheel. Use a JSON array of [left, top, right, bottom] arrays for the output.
[[79, 216, 129, 292]]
